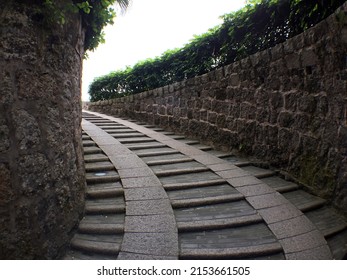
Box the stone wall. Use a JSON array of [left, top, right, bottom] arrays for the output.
[[90, 4, 347, 214], [0, 2, 85, 258]]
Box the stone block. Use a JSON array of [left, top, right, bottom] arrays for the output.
[[258, 204, 302, 224], [280, 230, 328, 254], [268, 215, 316, 239], [246, 192, 288, 209], [125, 214, 177, 233], [122, 177, 162, 189], [121, 232, 178, 256], [227, 176, 261, 188], [124, 187, 167, 201], [301, 49, 318, 67], [126, 199, 173, 215], [0, 164, 13, 206], [229, 73, 240, 86], [286, 245, 332, 260]]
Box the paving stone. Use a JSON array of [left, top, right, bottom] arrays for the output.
[[258, 203, 303, 224], [117, 252, 177, 260], [246, 193, 289, 209], [124, 187, 167, 200], [227, 176, 261, 187], [240, 166, 276, 178], [193, 154, 226, 165], [99, 144, 133, 156], [118, 167, 155, 178], [109, 154, 148, 170], [180, 243, 283, 259], [207, 163, 238, 172], [285, 245, 333, 260], [216, 168, 250, 179], [280, 230, 328, 254], [121, 232, 179, 256], [122, 176, 162, 189], [268, 215, 317, 239], [126, 199, 173, 215], [89, 136, 119, 146], [236, 183, 275, 197], [125, 214, 177, 233]]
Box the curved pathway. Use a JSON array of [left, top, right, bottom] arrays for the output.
[[64, 110, 347, 260]]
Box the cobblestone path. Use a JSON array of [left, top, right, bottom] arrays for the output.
[[63, 111, 347, 260]]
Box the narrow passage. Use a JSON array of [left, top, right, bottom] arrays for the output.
[[64, 111, 347, 260]]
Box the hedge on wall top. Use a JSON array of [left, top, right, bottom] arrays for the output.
[[89, 0, 346, 102]]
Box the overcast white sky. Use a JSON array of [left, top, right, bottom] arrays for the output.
[[82, 0, 246, 101]]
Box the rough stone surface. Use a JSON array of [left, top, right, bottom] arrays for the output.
[[89, 4, 347, 214], [0, 2, 85, 259]]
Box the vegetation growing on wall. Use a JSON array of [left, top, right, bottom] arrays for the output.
[[89, 0, 346, 102], [18, 0, 129, 51]]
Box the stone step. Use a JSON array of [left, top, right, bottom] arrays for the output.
[[83, 140, 96, 147], [305, 206, 347, 237], [152, 128, 165, 132], [88, 121, 115, 124], [169, 135, 186, 140], [118, 138, 154, 144], [141, 153, 188, 163], [180, 243, 283, 259], [217, 154, 251, 166], [150, 160, 204, 172], [260, 176, 300, 193], [147, 158, 194, 166], [282, 190, 326, 212], [83, 146, 103, 155], [97, 125, 125, 129], [86, 184, 123, 199], [137, 150, 181, 157], [163, 178, 227, 191], [155, 167, 210, 177], [167, 183, 239, 201], [171, 193, 244, 208], [326, 228, 347, 259], [177, 140, 200, 145], [84, 153, 109, 163], [78, 222, 124, 234], [104, 129, 135, 133], [179, 223, 282, 259], [85, 162, 115, 172], [190, 144, 212, 151], [82, 135, 91, 140], [126, 143, 167, 150], [177, 214, 263, 232], [159, 171, 221, 186], [240, 165, 277, 179], [110, 133, 144, 138], [70, 236, 121, 255], [64, 250, 113, 260], [86, 172, 120, 184], [174, 200, 257, 224], [161, 131, 175, 136], [85, 203, 125, 215]]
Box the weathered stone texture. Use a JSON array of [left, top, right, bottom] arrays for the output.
[[0, 2, 85, 259], [89, 4, 347, 214]]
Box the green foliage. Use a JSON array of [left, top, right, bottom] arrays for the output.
[[89, 0, 346, 102], [28, 0, 129, 51]]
